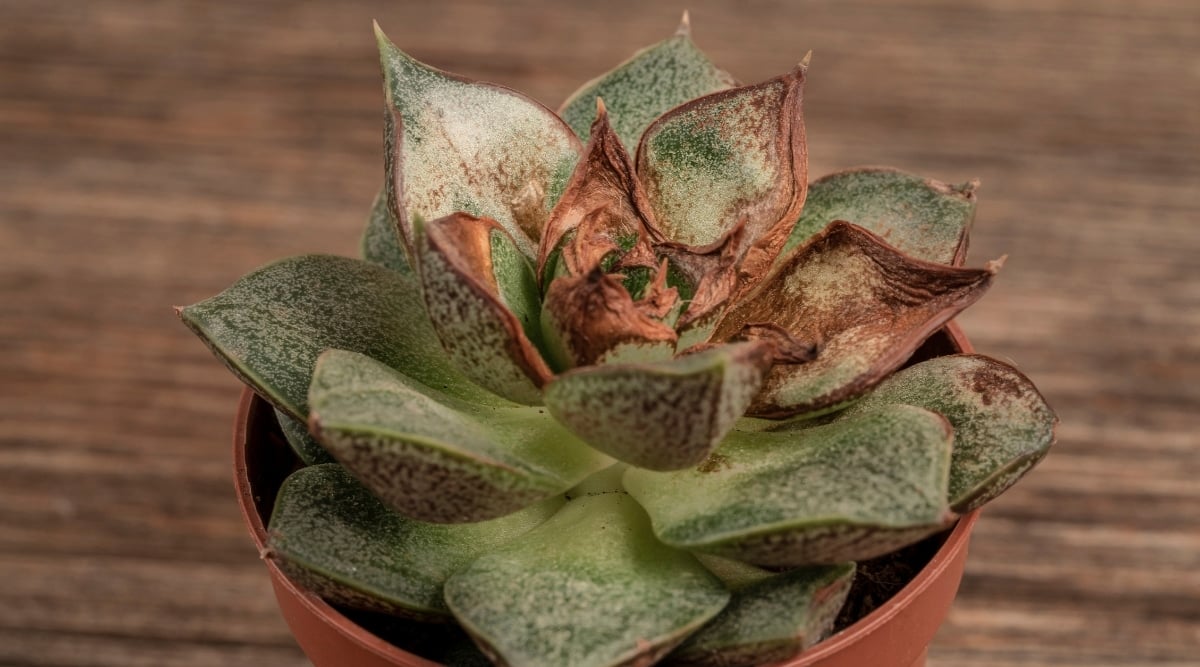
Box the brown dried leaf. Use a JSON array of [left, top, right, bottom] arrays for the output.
[[712, 221, 1000, 418]]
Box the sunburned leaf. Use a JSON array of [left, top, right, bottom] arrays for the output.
[[782, 167, 978, 266], [538, 100, 662, 283], [275, 407, 333, 466], [543, 342, 774, 470], [376, 24, 581, 259], [666, 562, 855, 667], [416, 213, 552, 405], [444, 493, 730, 667], [267, 464, 563, 619], [624, 405, 956, 567], [637, 60, 808, 275], [360, 187, 412, 274], [558, 12, 738, 150], [712, 221, 999, 418], [836, 354, 1058, 512], [308, 350, 610, 523], [178, 255, 493, 420]]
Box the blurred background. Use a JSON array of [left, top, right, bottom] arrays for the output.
[[1, 1, 1197, 665]]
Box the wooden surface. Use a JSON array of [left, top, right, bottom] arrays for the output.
[[2, 1, 1197, 665]]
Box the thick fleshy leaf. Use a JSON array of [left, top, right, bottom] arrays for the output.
[[624, 405, 956, 567], [376, 24, 581, 258], [538, 101, 662, 283], [416, 213, 552, 404], [837, 354, 1058, 512], [667, 563, 855, 667], [558, 13, 738, 150], [361, 187, 412, 274], [543, 342, 774, 470], [444, 493, 730, 667], [178, 255, 492, 420], [712, 221, 999, 418], [267, 464, 563, 619], [275, 407, 333, 466], [308, 350, 611, 523], [781, 167, 978, 266], [636, 61, 807, 271], [540, 268, 678, 370]]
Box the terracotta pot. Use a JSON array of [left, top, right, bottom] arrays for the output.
[[233, 323, 980, 667]]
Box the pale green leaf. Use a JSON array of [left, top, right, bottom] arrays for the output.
[[178, 254, 492, 420], [558, 18, 737, 150], [308, 350, 611, 523], [360, 187, 412, 274], [712, 221, 998, 418], [267, 464, 563, 619], [782, 167, 977, 265], [376, 24, 581, 258], [444, 493, 730, 667], [667, 563, 855, 667], [837, 354, 1057, 512], [624, 405, 955, 567], [274, 407, 333, 466], [543, 342, 774, 470]]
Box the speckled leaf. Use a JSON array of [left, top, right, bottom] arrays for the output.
[[361, 187, 412, 274], [558, 13, 738, 150], [267, 464, 563, 619], [275, 407, 333, 466], [308, 350, 610, 523], [444, 493, 729, 667], [376, 24, 581, 258], [178, 254, 493, 420], [538, 101, 661, 283], [636, 62, 807, 272], [781, 167, 978, 265], [624, 405, 956, 567], [837, 354, 1058, 512], [667, 563, 855, 667], [543, 342, 774, 470], [416, 213, 552, 405], [712, 221, 999, 418]]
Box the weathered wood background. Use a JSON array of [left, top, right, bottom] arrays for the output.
[[1, 1, 1197, 665]]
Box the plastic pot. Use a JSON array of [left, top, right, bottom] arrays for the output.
[[232, 323, 979, 667]]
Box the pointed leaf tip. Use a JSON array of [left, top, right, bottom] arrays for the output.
[[799, 50, 813, 70], [677, 9, 692, 35]]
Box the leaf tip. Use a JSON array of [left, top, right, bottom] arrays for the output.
[[171, 305, 184, 317], [595, 95, 608, 119], [798, 50, 813, 72], [676, 9, 692, 36], [986, 254, 1008, 274]]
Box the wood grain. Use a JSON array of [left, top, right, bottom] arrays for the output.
[[1, 0, 1197, 665]]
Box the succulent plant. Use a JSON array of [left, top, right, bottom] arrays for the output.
[[180, 15, 1057, 667]]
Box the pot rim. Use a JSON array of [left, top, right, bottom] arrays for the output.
[[232, 321, 979, 666]]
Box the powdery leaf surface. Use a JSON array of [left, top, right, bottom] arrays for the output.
[[713, 221, 998, 418], [543, 342, 774, 471], [836, 354, 1058, 512], [360, 186, 412, 274], [308, 350, 610, 523], [624, 405, 955, 567], [268, 464, 562, 619], [179, 254, 491, 420], [444, 493, 729, 667], [782, 167, 977, 265]]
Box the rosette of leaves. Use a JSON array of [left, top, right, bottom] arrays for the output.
[[179, 15, 1057, 667]]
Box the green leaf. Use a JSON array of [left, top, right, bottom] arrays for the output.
[[636, 62, 807, 272], [624, 405, 956, 567], [667, 563, 855, 667], [275, 407, 333, 466], [376, 24, 582, 258], [544, 342, 774, 470], [415, 213, 553, 404], [558, 14, 737, 150], [781, 167, 977, 266], [360, 187, 412, 274], [308, 350, 611, 523], [267, 464, 563, 619], [178, 254, 491, 420], [712, 221, 999, 418], [836, 354, 1057, 512], [444, 493, 730, 667]]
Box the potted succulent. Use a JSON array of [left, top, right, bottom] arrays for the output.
[[181, 15, 1057, 667]]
